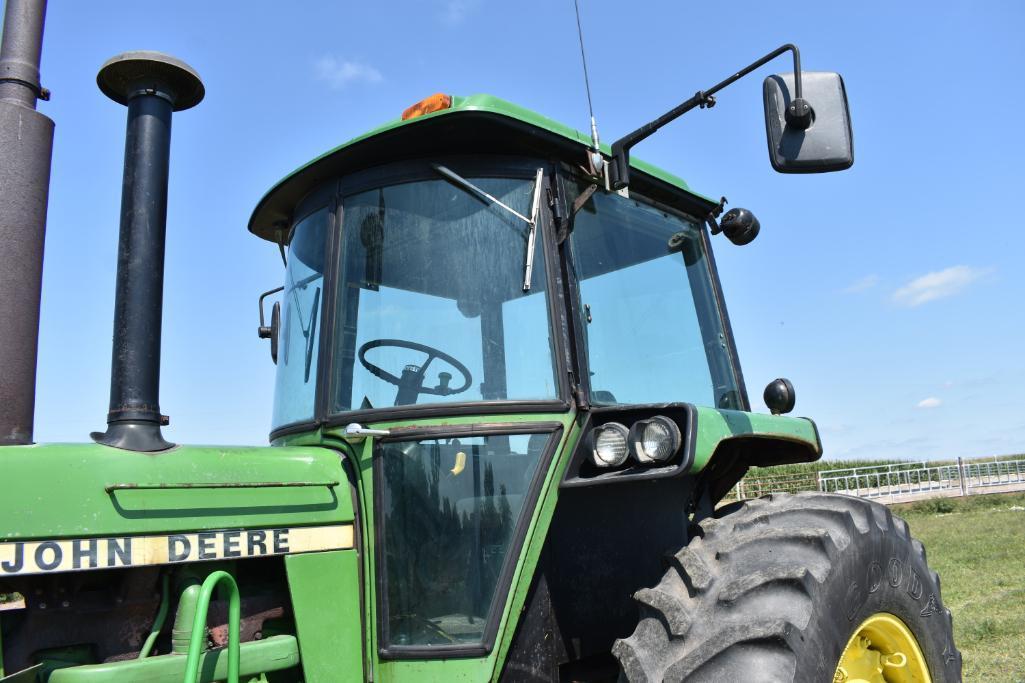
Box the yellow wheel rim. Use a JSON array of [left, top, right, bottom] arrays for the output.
[[834, 612, 932, 683]]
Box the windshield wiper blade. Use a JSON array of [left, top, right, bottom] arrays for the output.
[[523, 168, 544, 291], [432, 164, 544, 291]]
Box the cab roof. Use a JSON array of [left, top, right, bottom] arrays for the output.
[[248, 93, 717, 242]]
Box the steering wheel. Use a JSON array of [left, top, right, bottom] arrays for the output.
[[358, 339, 473, 406]]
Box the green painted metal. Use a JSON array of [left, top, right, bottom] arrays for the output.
[[691, 406, 822, 471], [487, 418, 584, 681], [0, 443, 350, 540], [184, 570, 240, 683], [138, 572, 170, 659], [172, 580, 201, 655], [46, 635, 300, 683], [248, 93, 715, 241], [284, 550, 364, 683]]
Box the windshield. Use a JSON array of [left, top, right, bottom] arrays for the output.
[[568, 189, 741, 409], [330, 173, 558, 413]]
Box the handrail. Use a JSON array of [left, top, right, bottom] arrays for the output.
[[818, 462, 925, 477], [105, 480, 338, 493], [183, 571, 240, 683]]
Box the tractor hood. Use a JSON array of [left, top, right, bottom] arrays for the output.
[[0, 442, 352, 576]]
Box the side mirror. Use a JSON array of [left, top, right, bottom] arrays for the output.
[[257, 287, 283, 364], [763, 71, 853, 173], [268, 302, 280, 364], [763, 377, 796, 415]]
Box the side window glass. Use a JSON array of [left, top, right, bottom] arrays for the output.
[[569, 190, 740, 408], [377, 432, 551, 648], [271, 208, 329, 429]]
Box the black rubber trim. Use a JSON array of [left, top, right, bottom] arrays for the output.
[[699, 222, 751, 411], [324, 400, 570, 427], [378, 421, 564, 443], [374, 424, 565, 660], [269, 419, 321, 443]]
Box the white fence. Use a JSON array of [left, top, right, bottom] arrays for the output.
[[817, 458, 1025, 502]]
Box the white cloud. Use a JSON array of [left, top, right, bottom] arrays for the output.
[[917, 397, 942, 409], [892, 265, 991, 307], [439, 0, 478, 26], [843, 274, 880, 293], [314, 56, 383, 89]]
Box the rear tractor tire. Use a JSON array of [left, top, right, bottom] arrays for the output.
[[613, 492, 961, 682]]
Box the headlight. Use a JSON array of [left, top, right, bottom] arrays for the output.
[[629, 416, 682, 464], [590, 422, 630, 468]]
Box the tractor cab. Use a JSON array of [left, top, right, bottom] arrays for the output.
[[248, 94, 759, 664], [252, 94, 745, 439]]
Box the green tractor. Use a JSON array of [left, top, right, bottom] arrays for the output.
[[0, 3, 960, 681]]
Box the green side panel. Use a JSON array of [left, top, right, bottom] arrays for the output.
[[0, 443, 350, 540], [690, 407, 822, 471], [286, 550, 364, 682], [379, 658, 495, 682], [488, 417, 584, 680], [47, 635, 299, 682]]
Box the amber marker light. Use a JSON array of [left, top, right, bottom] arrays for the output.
[[401, 93, 453, 120]]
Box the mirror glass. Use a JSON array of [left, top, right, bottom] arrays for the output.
[[763, 71, 853, 173]]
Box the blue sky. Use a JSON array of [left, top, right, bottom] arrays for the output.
[[25, 1, 1025, 460]]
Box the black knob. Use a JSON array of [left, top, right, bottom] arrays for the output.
[[763, 378, 796, 415], [720, 208, 760, 246]]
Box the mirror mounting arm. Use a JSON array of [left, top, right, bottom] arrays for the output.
[[609, 43, 807, 190], [257, 286, 284, 334]]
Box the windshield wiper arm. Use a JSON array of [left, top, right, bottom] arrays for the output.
[[433, 164, 534, 224], [432, 164, 544, 291]]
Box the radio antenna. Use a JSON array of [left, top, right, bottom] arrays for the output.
[[573, 0, 601, 163]]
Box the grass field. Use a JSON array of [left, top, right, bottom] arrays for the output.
[[894, 492, 1025, 682]]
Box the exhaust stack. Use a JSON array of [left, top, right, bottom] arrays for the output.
[[0, 0, 53, 446], [90, 51, 203, 452]]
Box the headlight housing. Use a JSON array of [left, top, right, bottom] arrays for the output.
[[628, 415, 682, 464], [590, 422, 630, 468]]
